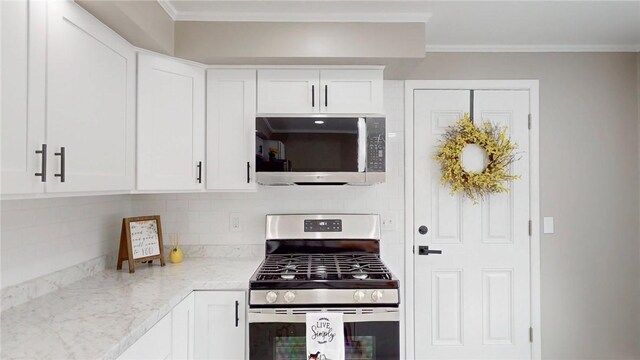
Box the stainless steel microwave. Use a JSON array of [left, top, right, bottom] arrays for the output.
[[255, 116, 385, 185]]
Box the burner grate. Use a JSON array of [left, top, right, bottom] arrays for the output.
[[255, 253, 393, 281]]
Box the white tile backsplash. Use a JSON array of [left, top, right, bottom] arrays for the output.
[[1, 195, 132, 289], [132, 81, 406, 280]]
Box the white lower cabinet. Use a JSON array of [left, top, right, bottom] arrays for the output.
[[119, 312, 172, 360], [172, 292, 196, 360], [194, 291, 246, 360], [118, 293, 195, 360]]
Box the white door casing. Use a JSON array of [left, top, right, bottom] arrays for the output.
[[406, 81, 540, 359], [137, 52, 205, 191], [45, 0, 135, 193], [206, 69, 257, 191]]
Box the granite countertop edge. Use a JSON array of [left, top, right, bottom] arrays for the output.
[[0, 258, 262, 360]]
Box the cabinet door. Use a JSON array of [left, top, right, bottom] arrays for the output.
[[206, 69, 256, 191], [1, 0, 46, 195], [137, 53, 205, 191], [118, 313, 172, 360], [172, 292, 195, 360], [45, 0, 135, 193], [320, 69, 384, 114], [257, 69, 319, 114], [194, 291, 245, 360]]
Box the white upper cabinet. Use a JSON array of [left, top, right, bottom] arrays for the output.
[[1, 0, 46, 195], [257, 69, 320, 114], [137, 53, 205, 191], [320, 69, 384, 114], [206, 69, 257, 191], [257, 68, 383, 115], [194, 291, 246, 360], [44, 0, 135, 193]]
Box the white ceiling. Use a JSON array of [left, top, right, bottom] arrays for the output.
[[158, 1, 640, 52]]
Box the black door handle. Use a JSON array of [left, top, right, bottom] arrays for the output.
[[418, 225, 428, 235], [35, 144, 47, 182], [418, 246, 442, 256], [54, 147, 65, 182], [312, 85, 315, 108], [196, 161, 202, 183], [247, 162, 251, 183], [235, 300, 239, 327]]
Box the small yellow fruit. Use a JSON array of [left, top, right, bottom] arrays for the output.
[[169, 247, 183, 264]]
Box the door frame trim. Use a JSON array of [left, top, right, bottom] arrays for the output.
[[403, 80, 541, 359]]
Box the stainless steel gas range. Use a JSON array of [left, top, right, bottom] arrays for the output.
[[248, 214, 400, 360]]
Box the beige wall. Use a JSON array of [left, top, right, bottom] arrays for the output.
[[75, 0, 174, 55], [401, 52, 640, 359], [174, 22, 425, 61]]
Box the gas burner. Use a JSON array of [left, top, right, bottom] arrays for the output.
[[352, 272, 369, 280]]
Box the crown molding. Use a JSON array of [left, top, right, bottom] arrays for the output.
[[154, 2, 431, 24], [157, 0, 178, 21], [425, 44, 640, 53]]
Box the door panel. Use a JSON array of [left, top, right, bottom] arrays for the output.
[[173, 293, 195, 360], [320, 69, 383, 114], [46, 0, 135, 193], [413, 89, 531, 359], [257, 69, 319, 114], [137, 53, 205, 190], [1, 0, 45, 194], [194, 291, 245, 360], [206, 69, 256, 191]]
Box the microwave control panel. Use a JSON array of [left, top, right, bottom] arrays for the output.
[[366, 117, 386, 172]]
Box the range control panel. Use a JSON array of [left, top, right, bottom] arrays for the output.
[[304, 219, 342, 232]]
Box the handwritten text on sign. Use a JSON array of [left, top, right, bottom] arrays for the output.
[[129, 220, 160, 259]]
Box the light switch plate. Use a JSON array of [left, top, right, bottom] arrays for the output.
[[543, 217, 554, 234], [381, 211, 398, 231]]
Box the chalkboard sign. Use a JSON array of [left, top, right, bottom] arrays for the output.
[[117, 215, 166, 273]]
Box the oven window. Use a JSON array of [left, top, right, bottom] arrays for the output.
[[250, 322, 399, 360], [255, 117, 364, 173]]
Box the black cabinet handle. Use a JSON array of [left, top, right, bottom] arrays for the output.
[[35, 144, 47, 182], [246, 162, 251, 183], [418, 245, 442, 256], [54, 147, 65, 182], [196, 161, 202, 183], [324, 85, 328, 107], [311, 85, 315, 107], [235, 300, 239, 327]]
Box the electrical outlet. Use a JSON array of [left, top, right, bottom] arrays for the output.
[[381, 212, 397, 231], [230, 213, 242, 232]]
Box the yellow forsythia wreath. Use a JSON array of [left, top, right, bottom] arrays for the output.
[[434, 114, 519, 203]]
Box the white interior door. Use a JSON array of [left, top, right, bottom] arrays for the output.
[[137, 53, 205, 191], [413, 89, 531, 359], [45, 0, 135, 193]]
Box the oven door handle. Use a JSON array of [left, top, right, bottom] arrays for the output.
[[248, 310, 399, 323]]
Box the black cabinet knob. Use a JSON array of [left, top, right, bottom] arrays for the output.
[[418, 225, 429, 235]]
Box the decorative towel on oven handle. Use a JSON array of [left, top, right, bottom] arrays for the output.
[[306, 312, 345, 360]]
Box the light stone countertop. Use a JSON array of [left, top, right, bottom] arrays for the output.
[[0, 257, 262, 360]]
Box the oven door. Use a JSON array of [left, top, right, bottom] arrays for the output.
[[249, 308, 399, 360]]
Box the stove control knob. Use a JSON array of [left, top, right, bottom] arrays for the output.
[[371, 290, 384, 302], [283, 291, 296, 303], [353, 290, 366, 303], [265, 291, 278, 304]]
